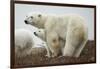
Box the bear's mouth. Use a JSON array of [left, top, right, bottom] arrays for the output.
[[34, 32, 38, 36], [24, 20, 29, 24], [24, 20, 33, 25]]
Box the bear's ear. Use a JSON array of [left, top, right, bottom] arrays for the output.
[[38, 14, 41, 17]]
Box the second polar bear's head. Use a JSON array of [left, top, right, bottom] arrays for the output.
[[34, 29, 46, 41], [24, 13, 48, 28]]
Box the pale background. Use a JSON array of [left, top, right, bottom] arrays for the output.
[[0, 0, 100, 69]]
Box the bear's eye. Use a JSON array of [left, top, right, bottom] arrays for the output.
[[39, 31, 40, 32], [38, 14, 41, 17], [30, 16, 33, 19]]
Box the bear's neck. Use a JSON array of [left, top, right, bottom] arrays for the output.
[[39, 15, 48, 28]]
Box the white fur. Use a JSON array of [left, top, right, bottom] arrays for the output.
[[15, 29, 34, 57], [25, 13, 88, 57], [34, 29, 65, 55], [34, 29, 46, 41]]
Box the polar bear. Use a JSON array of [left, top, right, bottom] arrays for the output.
[[24, 13, 88, 57], [15, 29, 34, 57], [34, 29, 65, 56], [34, 29, 46, 41]]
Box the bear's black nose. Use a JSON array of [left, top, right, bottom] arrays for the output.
[[34, 32, 37, 36], [24, 20, 28, 24]]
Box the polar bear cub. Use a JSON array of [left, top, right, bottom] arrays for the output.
[[15, 29, 34, 57], [24, 13, 88, 57], [34, 29, 65, 56]]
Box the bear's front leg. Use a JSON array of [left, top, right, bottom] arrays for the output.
[[45, 44, 51, 58], [46, 32, 61, 57], [63, 40, 76, 57], [63, 24, 87, 57]]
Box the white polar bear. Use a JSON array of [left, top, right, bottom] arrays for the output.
[[24, 13, 88, 57], [34, 29, 65, 56], [15, 29, 34, 57], [34, 29, 46, 41]]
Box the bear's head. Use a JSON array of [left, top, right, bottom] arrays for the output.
[[34, 29, 46, 41], [24, 13, 46, 28]]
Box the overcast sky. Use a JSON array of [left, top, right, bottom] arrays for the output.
[[15, 4, 95, 41]]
